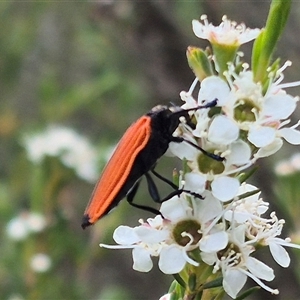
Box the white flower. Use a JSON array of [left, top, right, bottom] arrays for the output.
[[101, 215, 169, 273], [30, 253, 52, 273], [247, 211, 300, 268], [224, 183, 268, 223], [223, 182, 300, 287], [192, 15, 260, 46], [170, 145, 243, 203], [6, 216, 29, 241], [101, 193, 224, 274], [274, 159, 295, 176], [26, 212, 47, 232], [22, 126, 99, 182], [202, 224, 279, 298], [275, 153, 300, 175], [290, 153, 300, 170], [220, 68, 300, 158], [6, 212, 47, 241]]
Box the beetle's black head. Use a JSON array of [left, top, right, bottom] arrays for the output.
[[147, 99, 218, 137], [147, 105, 186, 137]]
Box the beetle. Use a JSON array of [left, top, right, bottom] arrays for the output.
[[81, 100, 221, 229]]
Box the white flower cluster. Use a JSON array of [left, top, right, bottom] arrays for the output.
[[6, 212, 52, 274], [102, 184, 300, 298], [101, 15, 300, 299], [30, 253, 52, 273], [6, 211, 47, 241], [22, 126, 99, 182]]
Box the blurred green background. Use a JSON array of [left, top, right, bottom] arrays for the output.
[[2, 1, 300, 299]]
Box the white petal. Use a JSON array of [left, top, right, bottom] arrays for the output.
[[230, 224, 246, 244], [192, 20, 207, 39], [211, 176, 240, 202], [269, 242, 290, 267], [184, 173, 206, 194], [279, 128, 300, 145], [208, 115, 239, 145], [248, 126, 275, 147], [168, 141, 199, 160], [134, 226, 169, 244], [113, 226, 140, 245], [227, 140, 251, 165], [247, 257, 274, 281], [198, 76, 230, 106], [147, 215, 164, 228], [193, 116, 210, 138], [224, 210, 249, 224], [197, 192, 223, 223], [255, 138, 283, 158], [200, 231, 228, 252], [263, 94, 296, 119], [160, 196, 190, 221], [223, 269, 247, 299], [132, 247, 153, 272], [200, 252, 216, 265], [237, 183, 260, 199], [159, 246, 186, 274]]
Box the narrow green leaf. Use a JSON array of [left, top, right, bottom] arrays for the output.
[[188, 273, 197, 292], [235, 286, 261, 300], [252, 0, 291, 82], [237, 189, 261, 201], [173, 273, 186, 288], [169, 280, 185, 300], [251, 30, 265, 78], [202, 277, 223, 289]]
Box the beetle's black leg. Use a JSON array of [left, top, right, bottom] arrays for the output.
[[147, 170, 204, 203], [171, 136, 224, 161], [145, 172, 161, 203], [159, 188, 203, 203], [151, 168, 178, 190], [126, 172, 203, 217], [126, 179, 161, 216]]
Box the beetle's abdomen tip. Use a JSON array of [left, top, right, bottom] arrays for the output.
[[81, 214, 92, 229]]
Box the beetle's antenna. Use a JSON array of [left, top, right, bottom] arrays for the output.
[[171, 98, 218, 118]]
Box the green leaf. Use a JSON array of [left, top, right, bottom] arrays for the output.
[[173, 273, 186, 288], [251, 30, 265, 79], [202, 277, 223, 289], [169, 280, 185, 300], [237, 189, 261, 201], [235, 286, 261, 300], [252, 0, 291, 82], [188, 273, 197, 292]]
